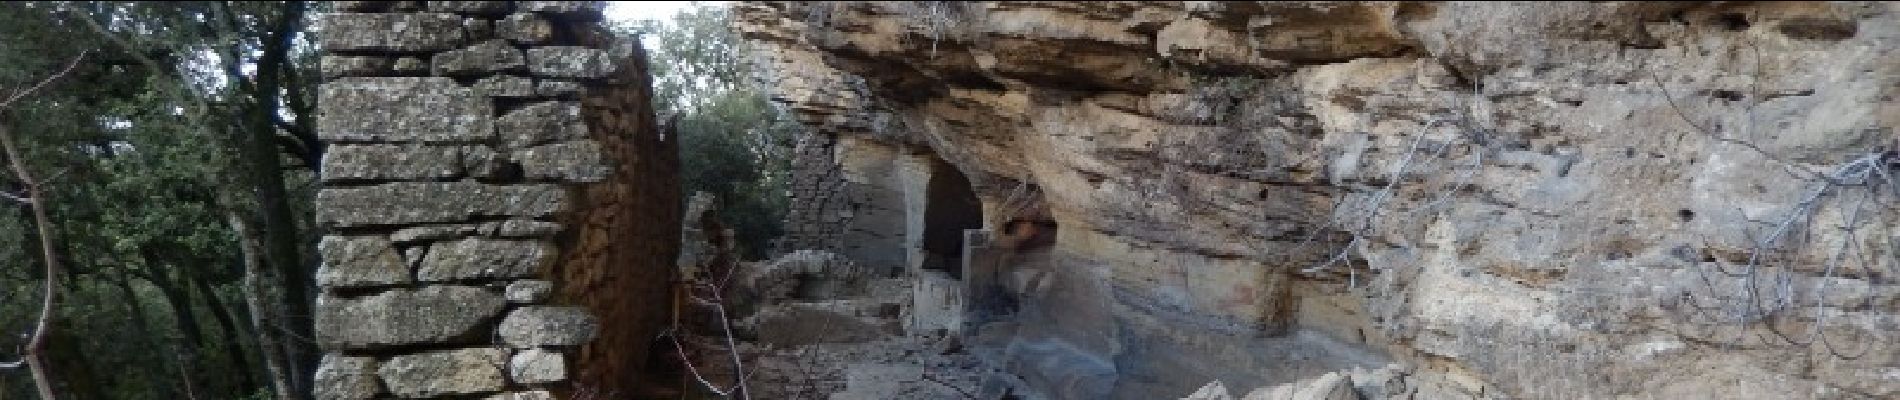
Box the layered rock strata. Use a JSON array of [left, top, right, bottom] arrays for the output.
[[737, 2, 1900, 399]]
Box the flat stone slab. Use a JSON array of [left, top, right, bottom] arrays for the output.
[[526, 46, 614, 79], [417, 238, 555, 282], [319, 13, 467, 52], [319, 144, 466, 182], [315, 235, 412, 289], [315, 285, 506, 350], [515, 140, 609, 182], [497, 101, 587, 148], [434, 40, 526, 77], [498, 306, 599, 347], [314, 355, 383, 400], [509, 348, 567, 384], [378, 348, 507, 398], [318, 77, 494, 144], [317, 182, 565, 228]]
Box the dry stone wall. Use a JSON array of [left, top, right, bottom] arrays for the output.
[[311, 2, 661, 399]]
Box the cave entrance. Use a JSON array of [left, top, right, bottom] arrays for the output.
[[921, 158, 983, 279]]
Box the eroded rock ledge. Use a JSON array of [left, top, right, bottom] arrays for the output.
[[738, 2, 1899, 399]]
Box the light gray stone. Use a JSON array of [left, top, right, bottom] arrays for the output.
[[316, 236, 412, 289], [496, 13, 553, 45], [315, 286, 505, 350], [318, 77, 493, 143], [526, 47, 614, 79], [519, 1, 605, 17], [389, 220, 564, 243], [390, 224, 478, 244], [505, 280, 554, 303], [433, 40, 525, 77], [319, 144, 463, 182], [318, 13, 466, 52], [314, 355, 382, 400], [417, 238, 554, 282], [498, 306, 598, 347], [393, 57, 428, 74], [514, 141, 609, 182], [497, 101, 587, 148], [464, 17, 494, 41], [378, 348, 507, 398], [473, 75, 536, 97], [509, 348, 567, 384], [492, 220, 562, 236], [316, 182, 565, 227], [460, 146, 508, 178], [321, 56, 394, 80], [534, 80, 581, 98], [428, 1, 511, 14], [483, 391, 555, 400], [333, 1, 393, 12]]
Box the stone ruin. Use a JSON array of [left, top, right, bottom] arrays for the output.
[[311, 1, 680, 399]]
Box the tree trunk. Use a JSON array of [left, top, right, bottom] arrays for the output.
[[227, 211, 299, 400], [224, 3, 317, 394], [194, 274, 261, 395], [110, 269, 183, 399]]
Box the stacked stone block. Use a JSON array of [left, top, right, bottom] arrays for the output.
[[311, 2, 614, 399], [777, 132, 853, 254]]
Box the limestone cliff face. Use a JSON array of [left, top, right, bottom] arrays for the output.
[[737, 2, 1900, 399]]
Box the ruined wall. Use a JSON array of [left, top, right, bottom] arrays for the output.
[[311, 1, 678, 399], [738, 2, 1900, 399]]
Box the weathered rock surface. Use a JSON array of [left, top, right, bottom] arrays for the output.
[[497, 13, 553, 44], [472, 75, 535, 97], [482, 391, 554, 400], [505, 280, 553, 303], [315, 235, 412, 288], [433, 39, 526, 76], [738, 1, 1900, 399], [378, 348, 508, 397], [314, 355, 383, 400], [319, 13, 467, 52], [320, 144, 465, 182], [321, 55, 396, 79], [508, 348, 567, 384], [498, 306, 598, 347], [316, 286, 506, 349], [317, 77, 493, 143], [524, 47, 613, 79], [388, 220, 563, 243], [428, 1, 511, 15], [316, 182, 565, 227], [512, 140, 609, 182], [518, 1, 604, 17], [496, 101, 587, 148], [416, 238, 554, 282]]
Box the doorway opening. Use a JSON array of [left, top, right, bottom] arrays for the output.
[[921, 158, 984, 279]]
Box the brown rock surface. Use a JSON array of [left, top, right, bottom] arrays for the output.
[[737, 2, 1900, 399]]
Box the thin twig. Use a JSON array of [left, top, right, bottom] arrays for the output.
[[0, 50, 90, 111], [1, 190, 29, 205]]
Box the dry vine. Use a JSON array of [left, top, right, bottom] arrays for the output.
[[1644, 51, 1898, 359]]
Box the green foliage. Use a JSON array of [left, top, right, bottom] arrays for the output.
[[632, 3, 800, 260], [0, 2, 316, 398]]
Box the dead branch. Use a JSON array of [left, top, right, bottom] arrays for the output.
[[0, 50, 89, 400]]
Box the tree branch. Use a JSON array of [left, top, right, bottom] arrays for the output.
[[1, 189, 29, 205], [0, 50, 89, 111]]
